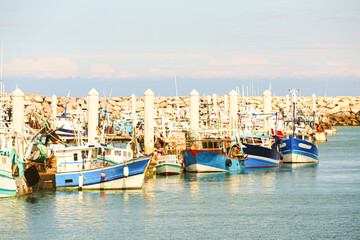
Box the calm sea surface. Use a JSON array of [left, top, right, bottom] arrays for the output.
[[1, 127, 360, 239]]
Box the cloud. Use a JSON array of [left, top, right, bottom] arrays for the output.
[[89, 69, 136, 79], [324, 62, 349, 67], [4, 57, 78, 78], [289, 68, 360, 78], [208, 60, 224, 65], [90, 64, 114, 73], [231, 58, 268, 65], [208, 58, 268, 66], [89, 67, 136, 79], [71, 49, 203, 60], [193, 71, 232, 78], [304, 42, 360, 49], [117, 71, 136, 78]]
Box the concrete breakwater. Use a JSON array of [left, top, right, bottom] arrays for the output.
[[6, 94, 360, 126]]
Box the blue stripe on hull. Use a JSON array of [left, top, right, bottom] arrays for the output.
[[57, 128, 88, 137], [0, 173, 14, 180], [280, 135, 319, 162], [181, 150, 245, 172], [242, 143, 281, 168], [55, 157, 150, 188], [0, 188, 17, 196], [282, 150, 319, 161], [245, 156, 281, 168]]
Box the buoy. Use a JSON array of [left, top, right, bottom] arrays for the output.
[[225, 159, 232, 167], [101, 172, 106, 178], [123, 166, 129, 177]]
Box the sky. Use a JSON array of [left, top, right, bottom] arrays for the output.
[[0, 0, 359, 97]]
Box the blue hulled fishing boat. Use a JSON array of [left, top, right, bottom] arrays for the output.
[[181, 138, 246, 173], [30, 144, 151, 190], [242, 142, 282, 168], [280, 90, 319, 163], [280, 135, 318, 163]]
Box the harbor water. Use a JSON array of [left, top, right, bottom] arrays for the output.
[[1, 127, 359, 239]]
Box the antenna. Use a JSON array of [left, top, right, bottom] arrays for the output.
[[269, 81, 272, 93]]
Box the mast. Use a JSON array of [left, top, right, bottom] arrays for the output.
[[1, 41, 3, 108], [289, 89, 299, 136]]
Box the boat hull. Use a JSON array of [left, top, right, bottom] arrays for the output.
[[181, 150, 245, 173], [0, 175, 16, 198], [1, 155, 34, 198], [155, 164, 181, 175], [242, 143, 282, 168], [280, 136, 319, 163], [55, 155, 151, 190]]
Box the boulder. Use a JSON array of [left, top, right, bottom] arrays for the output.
[[33, 95, 44, 103]]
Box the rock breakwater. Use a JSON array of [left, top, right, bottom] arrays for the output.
[[4, 94, 360, 126]]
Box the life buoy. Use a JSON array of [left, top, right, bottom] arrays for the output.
[[154, 153, 162, 160], [225, 159, 232, 167], [114, 125, 121, 131]]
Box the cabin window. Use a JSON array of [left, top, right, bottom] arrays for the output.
[[208, 142, 214, 149], [91, 150, 97, 159], [106, 149, 112, 156], [202, 142, 208, 149], [65, 179, 73, 183], [81, 150, 89, 159], [74, 153, 78, 161], [213, 142, 219, 149]]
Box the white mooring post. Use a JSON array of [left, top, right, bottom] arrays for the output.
[[229, 89, 238, 137], [312, 94, 317, 113], [12, 88, 24, 136], [88, 88, 99, 144], [190, 89, 200, 138], [144, 89, 154, 154]]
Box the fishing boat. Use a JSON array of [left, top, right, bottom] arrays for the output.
[[155, 154, 181, 175], [280, 90, 319, 163], [0, 125, 40, 198], [29, 143, 151, 190], [181, 138, 246, 173], [280, 134, 319, 163], [0, 152, 38, 198], [240, 135, 282, 168], [55, 111, 87, 138]]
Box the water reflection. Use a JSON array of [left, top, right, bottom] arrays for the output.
[[280, 163, 319, 179], [174, 169, 280, 194]]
